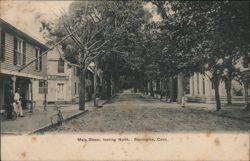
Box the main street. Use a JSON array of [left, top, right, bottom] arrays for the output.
[[46, 92, 249, 133]]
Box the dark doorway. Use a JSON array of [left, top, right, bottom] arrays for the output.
[[3, 76, 13, 110], [16, 77, 30, 109]]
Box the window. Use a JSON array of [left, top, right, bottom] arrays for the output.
[[211, 81, 214, 90], [35, 48, 42, 71], [58, 58, 64, 73], [73, 66, 76, 75], [14, 37, 26, 66], [76, 67, 80, 76], [57, 83, 64, 99], [0, 30, 5, 61], [39, 80, 48, 94], [73, 66, 80, 76], [75, 82, 77, 94]]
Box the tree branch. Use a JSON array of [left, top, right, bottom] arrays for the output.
[[60, 14, 84, 49], [204, 72, 212, 80], [89, 14, 97, 23], [89, 40, 110, 53], [87, 26, 105, 45], [93, 9, 102, 22], [111, 50, 127, 55], [87, 40, 101, 50], [88, 51, 104, 62], [64, 25, 83, 49], [68, 26, 85, 47], [55, 46, 81, 68]]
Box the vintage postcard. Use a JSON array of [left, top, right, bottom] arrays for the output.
[[0, 1, 249, 161]]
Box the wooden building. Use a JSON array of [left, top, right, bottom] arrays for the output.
[[0, 18, 49, 110]]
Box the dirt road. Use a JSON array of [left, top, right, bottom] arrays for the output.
[[46, 93, 250, 133]]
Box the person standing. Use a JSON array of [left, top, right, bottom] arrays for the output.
[[13, 88, 24, 117]]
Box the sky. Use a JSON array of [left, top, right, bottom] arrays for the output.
[[0, 0, 72, 43], [0, 1, 159, 43]]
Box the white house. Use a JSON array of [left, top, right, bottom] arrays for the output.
[[187, 56, 250, 104], [46, 48, 94, 104]]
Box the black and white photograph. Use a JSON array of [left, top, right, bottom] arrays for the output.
[[0, 1, 249, 160]]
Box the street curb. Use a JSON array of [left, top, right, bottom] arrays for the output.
[[26, 110, 89, 135], [89, 95, 117, 112], [145, 94, 250, 123], [2, 95, 117, 135], [27, 95, 116, 134], [101, 94, 117, 105], [206, 111, 250, 123], [1, 132, 24, 135]]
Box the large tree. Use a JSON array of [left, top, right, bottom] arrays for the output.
[[42, 1, 149, 110], [149, 1, 249, 110]]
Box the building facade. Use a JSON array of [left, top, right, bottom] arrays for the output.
[[187, 56, 250, 104], [46, 48, 94, 104], [186, 72, 245, 103], [0, 18, 48, 110]]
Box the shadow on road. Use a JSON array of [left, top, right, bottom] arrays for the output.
[[42, 93, 250, 134]]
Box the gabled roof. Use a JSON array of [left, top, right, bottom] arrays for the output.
[[0, 18, 49, 50]]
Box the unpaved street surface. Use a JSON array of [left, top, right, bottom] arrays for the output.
[[46, 93, 250, 133]]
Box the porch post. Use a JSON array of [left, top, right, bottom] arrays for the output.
[[199, 73, 204, 96], [190, 76, 194, 96], [30, 79, 34, 113], [11, 75, 16, 92], [44, 80, 47, 111], [193, 73, 199, 96]]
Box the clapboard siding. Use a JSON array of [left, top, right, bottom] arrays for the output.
[[0, 29, 47, 78]]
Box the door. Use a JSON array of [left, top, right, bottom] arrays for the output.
[[56, 83, 64, 100]]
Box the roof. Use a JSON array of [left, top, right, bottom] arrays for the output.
[[0, 18, 49, 50]]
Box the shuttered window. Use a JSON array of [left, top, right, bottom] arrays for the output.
[[14, 37, 17, 65], [35, 47, 42, 71], [75, 82, 77, 94], [13, 37, 25, 66], [39, 80, 48, 93], [58, 58, 64, 73], [0, 30, 5, 61], [23, 42, 26, 65]]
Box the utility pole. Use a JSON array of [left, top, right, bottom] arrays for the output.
[[44, 80, 47, 111]]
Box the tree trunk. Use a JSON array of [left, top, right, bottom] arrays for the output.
[[243, 50, 250, 110], [111, 76, 115, 96], [177, 73, 184, 104], [79, 68, 86, 111], [169, 77, 174, 102], [149, 80, 154, 97], [244, 83, 250, 110], [225, 78, 232, 106], [160, 78, 163, 99], [156, 78, 160, 97], [93, 64, 98, 107], [145, 80, 148, 95], [101, 79, 105, 99], [213, 72, 221, 111], [106, 73, 111, 98], [165, 78, 169, 101], [113, 75, 119, 94]]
